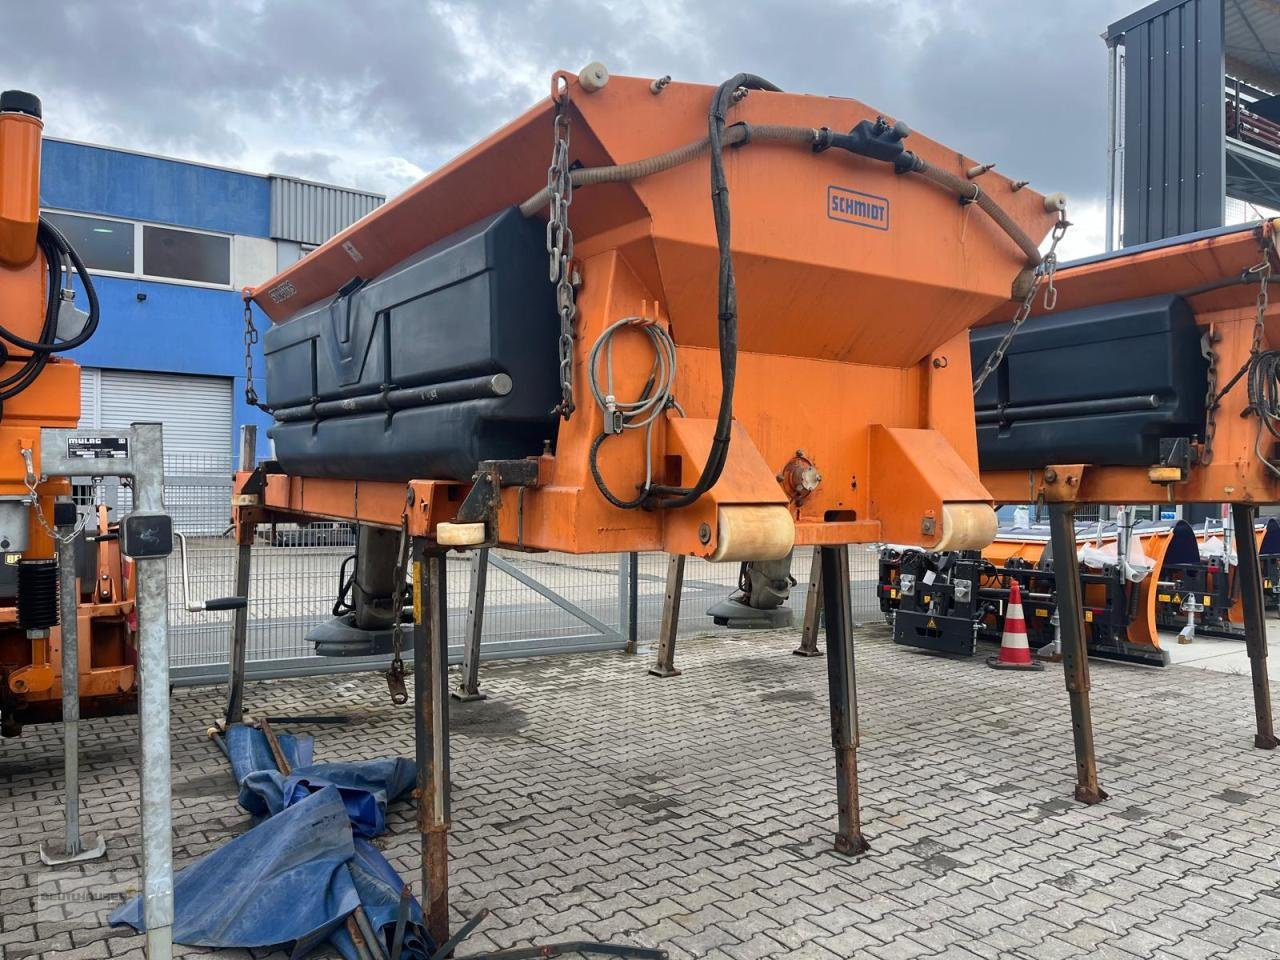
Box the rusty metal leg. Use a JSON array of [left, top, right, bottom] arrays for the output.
[[452, 548, 488, 702], [1047, 502, 1108, 805], [649, 554, 685, 678], [795, 548, 824, 657], [224, 538, 253, 727], [413, 543, 451, 946], [821, 544, 869, 856], [1231, 503, 1278, 750]]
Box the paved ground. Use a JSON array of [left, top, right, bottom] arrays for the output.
[[6, 623, 1280, 959]]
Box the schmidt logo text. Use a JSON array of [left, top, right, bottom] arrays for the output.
[[828, 186, 889, 231]]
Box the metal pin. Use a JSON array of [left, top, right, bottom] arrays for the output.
[[650, 75, 671, 94], [966, 162, 996, 179]]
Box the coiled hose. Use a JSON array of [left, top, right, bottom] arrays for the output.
[[1246, 350, 1280, 478], [587, 316, 682, 509]]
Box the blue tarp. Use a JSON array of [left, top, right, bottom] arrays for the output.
[[110, 726, 431, 959]]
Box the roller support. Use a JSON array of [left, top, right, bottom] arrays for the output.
[[453, 548, 489, 702], [821, 545, 869, 856], [795, 548, 824, 657], [1230, 503, 1278, 750], [413, 543, 452, 946], [1047, 502, 1108, 805], [649, 554, 685, 677]]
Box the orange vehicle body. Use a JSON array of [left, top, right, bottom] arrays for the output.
[[0, 100, 136, 736], [979, 220, 1280, 508], [241, 73, 1061, 556]]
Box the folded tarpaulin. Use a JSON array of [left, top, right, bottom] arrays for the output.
[[110, 786, 433, 959], [226, 723, 414, 837]]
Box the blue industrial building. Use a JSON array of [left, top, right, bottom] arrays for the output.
[[40, 138, 382, 465]]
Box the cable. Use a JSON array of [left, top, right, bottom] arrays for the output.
[[0, 216, 101, 412], [587, 316, 682, 508], [644, 73, 781, 509], [1246, 349, 1280, 479]]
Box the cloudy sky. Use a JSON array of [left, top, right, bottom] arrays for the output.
[[2, 0, 1141, 260]]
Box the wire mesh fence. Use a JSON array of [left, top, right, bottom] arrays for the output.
[[160, 458, 882, 684]]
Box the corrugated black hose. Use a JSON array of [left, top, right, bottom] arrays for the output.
[[643, 73, 781, 509]]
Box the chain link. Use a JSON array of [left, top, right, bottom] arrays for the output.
[[242, 296, 270, 413], [547, 80, 578, 419], [384, 494, 413, 705], [20, 447, 84, 545], [972, 215, 1070, 395]]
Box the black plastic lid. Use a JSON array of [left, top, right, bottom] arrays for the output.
[[0, 90, 41, 119]]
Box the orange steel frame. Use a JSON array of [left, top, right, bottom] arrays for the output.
[[0, 101, 135, 733], [228, 70, 1071, 947], [238, 72, 1062, 559]]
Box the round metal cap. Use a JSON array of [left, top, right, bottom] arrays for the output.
[[0, 90, 42, 119]]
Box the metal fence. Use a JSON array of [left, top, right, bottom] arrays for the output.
[[168, 532, 880, 684], [158, 460, 881, 684]]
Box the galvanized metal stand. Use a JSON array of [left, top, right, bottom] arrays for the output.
[[414, 543, 452, 946], [453, 548, 488, 702], [1047, 502, 1108, 805], [820, 544, 868, 856], [226, 425, 256, 727], [649, 554, 685, 677], [795, 548, 824, 657], [1231, 503, 1278, 750], [40, 423, 174, 958], [39, 511, 106, 866]]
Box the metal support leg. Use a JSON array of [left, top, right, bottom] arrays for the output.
[[1231, 503, 1278, 749], [453, 548, 488, 702], [821, 545, 868, 856], [1047, 502, 1108, 805], [226, 424, 256, 727], [649, 554, 685, 677], [133, 423, 174, 959], [40, 514, 106, 865], [414, 544, 451, 946], [795, 548, 825, 657], [224, 541, 252, 726]]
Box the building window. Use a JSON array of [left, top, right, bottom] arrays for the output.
[[141, 224, 231, 286], [43, 211, 134, 273]]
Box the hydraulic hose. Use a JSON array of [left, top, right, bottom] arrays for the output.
[[908, 160, 1042, 267], [0, 216, 101, 412], [644, 73, 781, 509]]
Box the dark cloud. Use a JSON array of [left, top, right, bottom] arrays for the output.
[[1, 0, 1136, 214]]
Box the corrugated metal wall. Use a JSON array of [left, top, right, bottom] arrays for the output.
[[1117, 0, 1226, 246], [269, 177, 384, 246]]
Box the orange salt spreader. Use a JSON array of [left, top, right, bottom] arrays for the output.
[[230, 67, 1065, 942], [0, 90, 135, 742], [966, 218, 1280, 808]]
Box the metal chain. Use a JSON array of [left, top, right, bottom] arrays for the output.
[[972, 215, 1070, 394], [242, 297, 270, 413], [547, 80, 578, 419], [1202, 239, 1272, 466], [384, 496, 413, 705], [20, 447, 84, 545]]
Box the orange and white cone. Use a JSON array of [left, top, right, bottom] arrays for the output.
[[987, 580, 1044, 671]]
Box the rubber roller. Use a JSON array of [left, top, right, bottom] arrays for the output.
[[934, 503, 998, 552], [709, 505, 795, 562]]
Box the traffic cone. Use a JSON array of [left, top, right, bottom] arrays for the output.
[[987, 580, 1044, 671]]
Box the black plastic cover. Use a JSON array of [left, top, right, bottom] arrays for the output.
[[0, 90, 41, 118], [970, 294, 1208, 470], [264, 207, 559, 482]]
